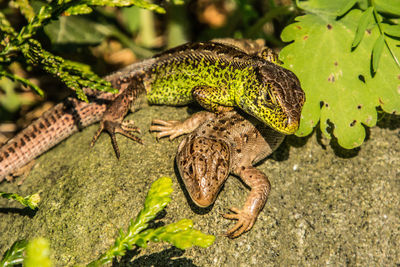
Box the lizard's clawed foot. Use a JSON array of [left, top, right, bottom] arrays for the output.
[[222, 207, 256, 238], [91, 120, 142, 159], [149, 119, 184, 140]]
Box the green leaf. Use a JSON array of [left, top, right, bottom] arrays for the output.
[[352, 7, 373, 48], [366, 30, 400, 114], [0, 191, 40, 210], [372, 35, 385, 73], [280, 9, 400, 148], [85, 0, 165, 14], [357, 0, 369, 10], [64, 4, 93, 16], [88, 177, 174, 266], [0, 12, 17, 38], [132, 219, 215, 250], [121, 6, 142, 34], [171, 0, 185, 4], [382, 23, 400, 38], [24, 238, 51, 267], [44, 16, 107, 45], [374, 0, 400, 16], [296, 0, 357, 16], [14, 0, 35, 22], [0, 77, 23, 112], [88, 177, 214, 266], [20, 39, 116, 101], [0, 240, 27, 267], [0, 70, 44, 97]]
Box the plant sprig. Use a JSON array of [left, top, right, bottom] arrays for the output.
[[0, 0, 165, 102], [0, 240, 27, 267], [0, 191, 40, 210], [88, 177, 215, 266]]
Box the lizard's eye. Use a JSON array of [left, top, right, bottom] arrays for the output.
[[263, 89, 275, 105], [264, 91, 271, 102], [260, 90, 275, 109]]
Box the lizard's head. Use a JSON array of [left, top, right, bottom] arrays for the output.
[[238, 62, 305, 134], [176, 136, 230, 208]]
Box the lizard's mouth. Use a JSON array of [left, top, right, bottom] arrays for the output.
[[242, 102, 299, 134], [191, 197, 215, 208]]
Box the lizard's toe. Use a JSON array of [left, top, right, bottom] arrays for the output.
[[91, 120, 142, 159], [222, 207, 256, 238], [121, 120, 141, 134], [150, 119, 183, 140], [151, 119, 180, 126]]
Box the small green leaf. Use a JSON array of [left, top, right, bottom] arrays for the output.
[[0, 77, 23, 112], [0, 191, 40, 210], [374, 0, 400, 16], [0, 12, 17, 38], [121, 6, 142, 34], [14, 0, 35, 21], [296, 0, 357, 16], [171, 0, 185, 4], [0, 70, 44, 97], [20, 39, 116, 100], [64, 4, 93, 16], [88, 177, 214, 266], [372, 35, 385, 73], [382, 23, 400, 38], [44, 16, 107, 45], [24, 238, 51, 267], [85, 0, 165, 14], [0, 240, 27, 267], [88, 177, 174, 266], [352, 7, 373, 48], [334, 0, 358, 16], [132, 219, 215, 250], [357, 0, 369, 10]]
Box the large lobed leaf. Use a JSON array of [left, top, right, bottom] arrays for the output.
[[280, 9, 400, 148]]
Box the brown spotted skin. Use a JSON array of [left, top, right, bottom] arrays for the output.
[[150, 111, 285, 238]]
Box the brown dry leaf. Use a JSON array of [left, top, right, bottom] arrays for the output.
[[197, 1, 229, 28]]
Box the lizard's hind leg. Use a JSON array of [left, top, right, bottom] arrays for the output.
[[91, 81, 145, 159]]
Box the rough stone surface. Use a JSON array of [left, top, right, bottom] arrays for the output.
[[0, 105, 399, 266]]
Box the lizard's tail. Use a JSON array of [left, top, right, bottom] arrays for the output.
[[0, 98, 107, 181]]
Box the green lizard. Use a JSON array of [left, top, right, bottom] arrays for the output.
[[91, 38, 305, 156], [0, 39, 304, 180]]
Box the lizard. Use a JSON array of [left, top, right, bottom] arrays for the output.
[[150, 110, 285, 238], [0, 39, 304, 181]]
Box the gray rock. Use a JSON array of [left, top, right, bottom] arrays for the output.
[[0, 105, 399, 266]]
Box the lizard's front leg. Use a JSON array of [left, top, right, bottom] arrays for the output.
[[223, 165, 271, 238], [91, 80, 145, 158], [191, 85, 235, 113], [149, 111, 217, 140]]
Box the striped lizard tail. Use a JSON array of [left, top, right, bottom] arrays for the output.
[[0, 97, 107, 181]]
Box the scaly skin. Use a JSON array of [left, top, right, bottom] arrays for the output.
[[150, 111, 285, 238], [91, 39, 304, 156], [0, 39, 304, 181]]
